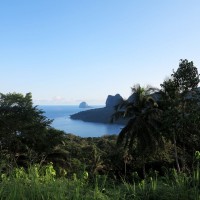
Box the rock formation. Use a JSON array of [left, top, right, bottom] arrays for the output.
[[79, 101, 91, 108], [105, 94, 123, 107]]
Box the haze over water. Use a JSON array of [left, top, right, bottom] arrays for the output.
[[39, 105, 123, 137]]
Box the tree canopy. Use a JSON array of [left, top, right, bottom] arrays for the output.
[[0, 92, 64, 164], [113, 59, 200, 173]]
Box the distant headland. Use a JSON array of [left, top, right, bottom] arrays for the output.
[[70, 94, 126, 124]]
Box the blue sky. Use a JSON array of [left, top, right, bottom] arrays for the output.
[[0, 0, 200, 105]]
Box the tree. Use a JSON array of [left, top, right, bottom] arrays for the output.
[[160, 59, 200, 172], [112, 84, 163, 177], [172, 59, 199, 92], [0, 92, 64, 165]]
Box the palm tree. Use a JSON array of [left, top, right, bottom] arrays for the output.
[[112, 84, 163, 177]]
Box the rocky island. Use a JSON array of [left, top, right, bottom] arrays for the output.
[[79, 101, 91, 108]]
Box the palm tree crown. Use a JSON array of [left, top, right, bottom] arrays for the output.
[[112, 84, 163, 155]]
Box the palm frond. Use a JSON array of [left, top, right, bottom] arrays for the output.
[[110, 111, 125, 123], [116, 118, 135, 146], [115, 84, 164, 156], [146, 85, 159, 94], [114, 99, 130, 111]]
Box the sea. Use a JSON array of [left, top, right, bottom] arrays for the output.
[[38, 105, 124, 137]]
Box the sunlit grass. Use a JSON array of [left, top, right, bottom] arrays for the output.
[[0, 162, 200, 200]]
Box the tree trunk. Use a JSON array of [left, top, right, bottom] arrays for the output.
[[124, 161, 127, 179], [173, 134, 181, 172], [182, 145, 186, 172], [142, 156, 146, 178]]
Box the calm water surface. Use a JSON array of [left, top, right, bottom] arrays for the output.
[[39, 106, 123, 137]]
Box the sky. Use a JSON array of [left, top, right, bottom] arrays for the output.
[[0, 0, 200, 105]]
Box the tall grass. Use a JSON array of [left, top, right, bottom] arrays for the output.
[[0, 162, 200, 200]]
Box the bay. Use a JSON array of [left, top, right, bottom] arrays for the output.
[[39, 105, 123, 137]]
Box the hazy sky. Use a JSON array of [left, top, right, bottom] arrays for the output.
[[1, 1, 200, 105]]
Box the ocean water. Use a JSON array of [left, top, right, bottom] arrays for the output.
[[39, 105, 123, 137]]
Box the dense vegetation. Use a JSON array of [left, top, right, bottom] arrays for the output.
[[1, 59, 200, 199]]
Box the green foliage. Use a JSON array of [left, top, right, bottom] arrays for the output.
[[1, 164, 200, 200], [113, 84, 163, 154], [172, 59, 199, 92], [0, 92, 65, 168], [111, 84, 164, 179], [160, 59, 200, 171]]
